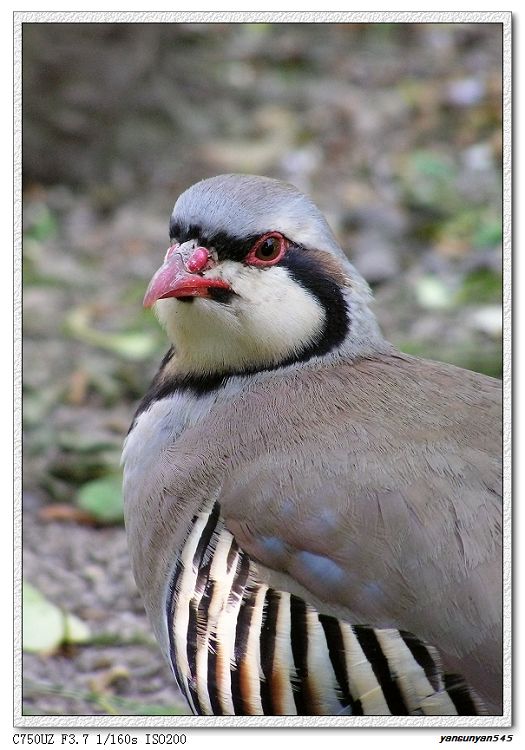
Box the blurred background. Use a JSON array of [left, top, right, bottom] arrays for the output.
[[22, 22, 503, 716]]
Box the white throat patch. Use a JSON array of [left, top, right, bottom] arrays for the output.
[[154, 263, 326, 375]]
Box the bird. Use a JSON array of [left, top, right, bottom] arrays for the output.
[[122, 173, 502, 717]]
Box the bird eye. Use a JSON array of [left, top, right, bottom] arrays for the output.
[[256, 237, 280, 260], [247, 232, 287, 267]]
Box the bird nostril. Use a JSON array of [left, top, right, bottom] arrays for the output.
[[186, 247, 210, 274]]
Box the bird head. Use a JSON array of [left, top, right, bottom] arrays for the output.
[[144, 174, 385, 378]]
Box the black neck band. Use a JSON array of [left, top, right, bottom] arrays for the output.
[[130, 247, 349, 427]]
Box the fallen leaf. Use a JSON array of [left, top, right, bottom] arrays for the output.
[[38, 503, 98, 526], [23, 582, 64, 654], [75, 475, 124, 524], [23, 581, 91, 654]]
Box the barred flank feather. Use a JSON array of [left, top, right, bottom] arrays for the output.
[[166, 501, 483, 716]]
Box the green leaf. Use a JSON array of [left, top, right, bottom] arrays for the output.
[[415, 276, 454, 310], [23, 386, 61, 428], [23, 582, 91, 653], [400, 150, 459, 217], [437, 210, 502, 251], [99, 331, 159, 360], [65, 307, 159, 361], [457, 268, 502, 305], [411, 150, 455, 181], [25, 205, 58, 242], [56, 430, 120, 454], [23, 582, 64, 653], [473, 218, 502, 248], [64, 612, 91, 644], [76, 474, 124, 524]]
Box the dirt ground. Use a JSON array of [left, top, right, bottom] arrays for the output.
[[21, 22, 503, 717]]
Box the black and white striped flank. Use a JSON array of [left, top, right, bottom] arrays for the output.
[[166, 501, 482, 716]]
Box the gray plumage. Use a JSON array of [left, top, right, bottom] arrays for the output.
[[123, 174, 502, 715], [172, 173, 345, 257]]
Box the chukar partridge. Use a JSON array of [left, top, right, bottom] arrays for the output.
[[122, 174, 502, 716]]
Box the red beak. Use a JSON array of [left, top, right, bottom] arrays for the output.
[[143, 248, 231, 308]]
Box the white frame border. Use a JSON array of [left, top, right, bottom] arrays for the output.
[[13, 10, 512, 729]]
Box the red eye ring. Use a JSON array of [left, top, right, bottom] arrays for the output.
[[246, 232, 288, 267]]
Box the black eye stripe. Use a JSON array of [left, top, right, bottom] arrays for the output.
[[133, 240, 350, 409], [168, 223, 258, 263]]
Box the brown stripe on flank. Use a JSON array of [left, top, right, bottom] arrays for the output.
[[234, 587, 258, 714], [236, 586, 266, 715]]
